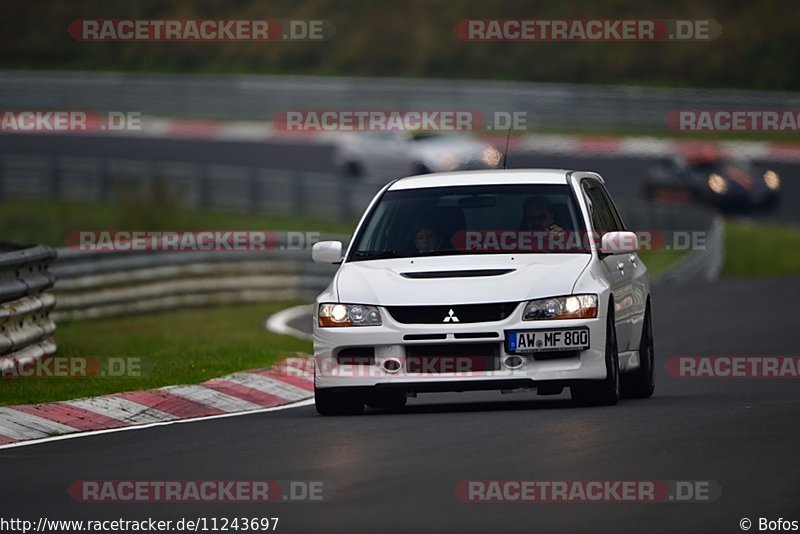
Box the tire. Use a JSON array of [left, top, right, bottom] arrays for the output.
[[315, 387, 364, 416], [365, 390, 408, 409], [571, 306, 620, 406], [621, 301, 655, 399]]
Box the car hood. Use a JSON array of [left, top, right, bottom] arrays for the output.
[[334, 254, 591, 306]]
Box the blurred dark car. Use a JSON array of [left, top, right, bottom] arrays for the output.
[[644, 148, 781, 212]]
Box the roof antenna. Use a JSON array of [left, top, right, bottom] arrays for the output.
[[501, 125, 512, 170]]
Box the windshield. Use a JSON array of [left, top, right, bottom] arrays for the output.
[[348, 184, 589, 261]]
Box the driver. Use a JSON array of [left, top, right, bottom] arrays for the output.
[[520, 196, 566, 234]]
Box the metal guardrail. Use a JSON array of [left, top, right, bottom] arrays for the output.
[[2, 70, 800, 130], [51, 241, 343, 321], [656, 216, 725, 284], [0, 147, 380, 221], [0, 243, 57, 362], [617, 199, 724, 284]]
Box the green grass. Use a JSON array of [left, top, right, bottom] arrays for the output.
[[723, 220, 800, 277], [0, 199, 355, 247], [642, 220, 800, 278], [638, 250, 686, 276], [0, 302, 312, 407]]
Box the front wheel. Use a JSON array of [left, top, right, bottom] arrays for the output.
[[315, 387, 364, 416], [621, 302, 655, 399], [571, 310, 620, 406]]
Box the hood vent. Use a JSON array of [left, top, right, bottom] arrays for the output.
[[400, 269, 515, 279]]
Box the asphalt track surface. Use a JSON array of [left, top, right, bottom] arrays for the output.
[[2, 277, 799, 533]]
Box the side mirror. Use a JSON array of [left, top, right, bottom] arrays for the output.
[[600, 231, 639, 254], [312, 241, 343, 264]]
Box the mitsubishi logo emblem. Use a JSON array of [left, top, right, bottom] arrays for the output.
[[443, 309, 460, 323]]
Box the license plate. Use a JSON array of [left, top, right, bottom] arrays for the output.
[[506, 328, 589, 353]]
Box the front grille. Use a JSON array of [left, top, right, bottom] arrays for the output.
[[405, 343, 500, 373], [532, 350, 579, 361], [403, 333, 448, 341], [453, 332, 500, 339], [386, 302, 519, 324]]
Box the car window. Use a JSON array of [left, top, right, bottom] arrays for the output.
[[349, 183, 589, 260], [595, 184, 626, 231], [581, 180, 615, 233]]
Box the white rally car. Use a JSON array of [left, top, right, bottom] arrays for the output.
[[311, 169, 654, 415]]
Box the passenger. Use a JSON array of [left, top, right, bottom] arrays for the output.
[[414, 225, 442, 253]]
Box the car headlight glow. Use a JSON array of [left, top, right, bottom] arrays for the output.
[[522, 294, 598, 321], [482, 146, 502, 166], [708, 173, 728, 195], [763, 170, 781, 190], [319, 303, 382, 327]]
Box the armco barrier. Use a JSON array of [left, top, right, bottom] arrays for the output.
[[50, 239, 344, 321], [656, 216, 725, 284], [1, 70, 798, 130], [0, 243, 58, 362]]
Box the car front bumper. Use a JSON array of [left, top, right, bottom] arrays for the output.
[[313, 304, 608, 391]]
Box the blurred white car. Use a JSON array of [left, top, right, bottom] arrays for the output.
[[331, 131, 502, 183]]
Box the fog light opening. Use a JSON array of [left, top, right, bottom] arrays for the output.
[[503, 355, 525, 369], [383, 358, 402, 373]]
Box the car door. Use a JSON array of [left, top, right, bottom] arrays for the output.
[[596, 182, 647, 351], [581, 179, 635, 351]]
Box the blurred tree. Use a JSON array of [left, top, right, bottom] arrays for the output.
[[0, 0, 797, 90]]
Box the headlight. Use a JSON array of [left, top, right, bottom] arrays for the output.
[[319, 303, 382, 327], [522, 294, 598, 321], [708, 173, 728, 195], [764, 170, 780, 190], [482, 146, 502, 166]]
